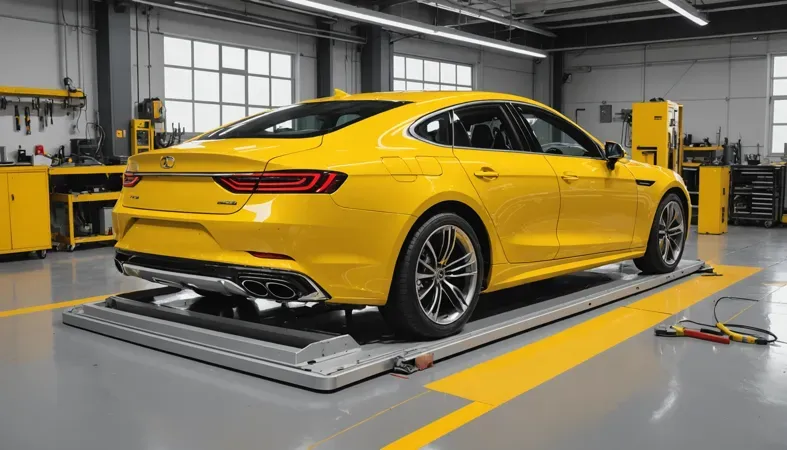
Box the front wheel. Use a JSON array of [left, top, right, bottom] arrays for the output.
[[634, 193, 687, 274], [381, 213, 483, 339]]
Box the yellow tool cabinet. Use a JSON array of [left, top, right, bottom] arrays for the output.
[[698, 166, 730, 235], [0, 166, 51, 258]]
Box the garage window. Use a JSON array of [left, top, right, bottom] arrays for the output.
[[392, 55, 473, 92], [163, 37, 294, 133], [771, 55, 787, 154]]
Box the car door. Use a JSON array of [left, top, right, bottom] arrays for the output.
[[450, 102, 561, 263], [511, 103, 638, 259]]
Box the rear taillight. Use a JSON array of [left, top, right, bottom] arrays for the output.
[[123, 172, 141, 188], [215, 170, 347, 194]]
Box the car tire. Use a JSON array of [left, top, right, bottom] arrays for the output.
[[381, 213, 484, 339], [634, 193, 687, 274]]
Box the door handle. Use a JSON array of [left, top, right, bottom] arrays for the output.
[[474, 168, 499, 180], [561, 172, 580, 182], [10, 194, 13, 201]]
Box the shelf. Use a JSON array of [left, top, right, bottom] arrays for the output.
[[49, 165, 126, 176], [682, 162, 701, 167], [685, 146, 724, 152], [74, 234, 116, 244], [0, 86, 86, 99], [51, 191, 120, 203]]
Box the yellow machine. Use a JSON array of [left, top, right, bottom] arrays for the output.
[[632, 101, 684, 172], [697, 166, 730, 234], [130, 119, 155, 155]]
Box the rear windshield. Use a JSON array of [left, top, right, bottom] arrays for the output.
[[196, 100, 409, 140]]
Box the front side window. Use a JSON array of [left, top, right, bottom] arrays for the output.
[[197, 101, 407, 140], [513, 105, 601, 158], [452, 104, 523, 151]]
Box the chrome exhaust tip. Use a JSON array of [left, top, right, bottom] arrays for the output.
[[114, 259, 125, 275], [264, 281, 298, 300], [240, 279, 270, 298]]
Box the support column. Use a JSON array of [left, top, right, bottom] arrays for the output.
[[316, 20, 333, 98], [95, 0, 132, 160], [550, 51, 564, 142], [360, 25, 391, 93]]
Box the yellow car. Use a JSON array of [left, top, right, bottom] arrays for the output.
[[114, 91, 690, 339]]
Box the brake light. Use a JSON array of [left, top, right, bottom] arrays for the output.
[[123, 172, 141, 188], [215, 170, 347, 194]]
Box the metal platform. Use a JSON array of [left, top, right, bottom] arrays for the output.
[[63, 260, 704, 391]]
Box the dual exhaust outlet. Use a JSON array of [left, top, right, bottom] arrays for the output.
[[239, 277, 299, 301]]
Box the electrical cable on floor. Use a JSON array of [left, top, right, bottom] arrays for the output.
[[677, 296, 778, 345]]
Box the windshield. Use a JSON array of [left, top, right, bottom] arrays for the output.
[[196, 100, 409, 140]]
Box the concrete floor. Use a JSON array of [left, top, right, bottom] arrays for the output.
[[1, 226, 787, 450]]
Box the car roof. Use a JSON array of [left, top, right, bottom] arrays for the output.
[[306, 90, 543, 107]]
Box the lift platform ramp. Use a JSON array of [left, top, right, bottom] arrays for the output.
[[63, 260, 704, 391]]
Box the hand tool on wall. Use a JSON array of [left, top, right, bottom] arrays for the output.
[[24, 107, 31, 135], [49, 101, 54, 125], [0, 97, 7, 110], [14, 105, 20, 131]]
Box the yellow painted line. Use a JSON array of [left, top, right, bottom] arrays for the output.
[[383, 264, 758, 448], [626, 265, 760, 315], [381, 401, 493, 450], [308, 391, 431, 449], [0, 294, 115, 318]]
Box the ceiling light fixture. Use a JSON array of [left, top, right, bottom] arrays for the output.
[[281, 0, 547, 58], [417, 0, 555, 38], [657, 0, 708, 26]]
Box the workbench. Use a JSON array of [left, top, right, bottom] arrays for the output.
[[0, 165, 51, 258], [49, 165, 125, 250]]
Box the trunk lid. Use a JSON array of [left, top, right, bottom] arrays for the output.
[[123, 137, 321, 214]]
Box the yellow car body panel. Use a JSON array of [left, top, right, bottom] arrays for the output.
[[114, 91, 690, 305]]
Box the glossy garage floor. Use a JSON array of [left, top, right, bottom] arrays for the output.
[[1, 226, 787, 450]]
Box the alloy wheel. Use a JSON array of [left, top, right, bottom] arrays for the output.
[[415, 225, 479, 325], [658, 201, 685, 265]]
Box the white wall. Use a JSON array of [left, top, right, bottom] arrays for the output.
[[0, 0, 96, 162], [560, 35, 787, 157], [394, 37, 535, 97]]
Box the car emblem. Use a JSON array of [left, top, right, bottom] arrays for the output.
[[160, 156, 175, 169]]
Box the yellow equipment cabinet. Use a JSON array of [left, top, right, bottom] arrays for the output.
[[698, 166, 730, 235], [632, 100, 684, 172], [131, 119, 155, 155], [0, 166, 51, 258]]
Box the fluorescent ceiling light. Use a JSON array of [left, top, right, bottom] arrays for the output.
[[418, 0, 555, 38], [434, 31, 545, 58], [286, 0, 436, 35], [658, 0, 708, 26], [280, 0, 546, 58]]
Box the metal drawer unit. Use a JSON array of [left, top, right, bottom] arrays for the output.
[[729, 165, 785, 227]]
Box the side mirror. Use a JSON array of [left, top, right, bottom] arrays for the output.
[[604, 141, 626, 169]]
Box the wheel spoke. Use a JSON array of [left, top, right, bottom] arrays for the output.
[[418, 280, 436, 301], [446, 258, 476, 274], [446, 272, 475, 278], [416, 272, 434, 280], [425, 241, 439, 266], [444, 252, 472, 270], [427, 285, 442, 318], [438, 227, 456, 265], [418, 258, 436, 274], [442, 280, 467, 311]]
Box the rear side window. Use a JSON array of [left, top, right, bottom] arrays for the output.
[[452, 104, 523, 151], [197, 100, 408, 140], [414, 112, 452, 146]]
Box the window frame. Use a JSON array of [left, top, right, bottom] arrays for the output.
[[769, 53, 787, 155], [509, 102, 605, 160], [392, 54, 474, 92], [162, 36, 295, 133], [408, 101, 531, 153]]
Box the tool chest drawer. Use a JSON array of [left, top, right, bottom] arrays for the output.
[[729, 165, 785, 225]]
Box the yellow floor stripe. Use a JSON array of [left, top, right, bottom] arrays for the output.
[[383, 264, 758, 448], [381, 402, 493, 450], [0, 294, 115, 318], [626, 265, 759, 315]]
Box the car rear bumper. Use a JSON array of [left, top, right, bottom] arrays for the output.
[[115, 251, 330, 302], [112, 194, 416, 305]]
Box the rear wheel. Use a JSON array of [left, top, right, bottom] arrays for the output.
[[634, 193, 687, 274], [381, 213, 483, 339]]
